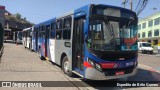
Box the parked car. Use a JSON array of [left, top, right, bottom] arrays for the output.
[[138, 42, 153, 54]]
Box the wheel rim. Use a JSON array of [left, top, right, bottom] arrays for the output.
[[64, 61, 70, 73]]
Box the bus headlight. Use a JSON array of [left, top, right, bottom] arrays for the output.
[[88, 59, 95, 67], [95, 63, 102, 71], [87, 58, 102, 71]]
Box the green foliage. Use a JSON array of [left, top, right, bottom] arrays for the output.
[[15, 13, 21, 20]]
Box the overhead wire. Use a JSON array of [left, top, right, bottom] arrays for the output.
[[136, 0, 149, 16], [135, 0, 142, 11]]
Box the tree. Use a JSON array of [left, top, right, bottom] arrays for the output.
[[24, 17, 26, 21], [15, 13, 21, 20]]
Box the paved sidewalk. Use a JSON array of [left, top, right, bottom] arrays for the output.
[[0, 42, 81, 90]]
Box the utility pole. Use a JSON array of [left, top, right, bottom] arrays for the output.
[[122, 0, 127, 8], [130, 0, 133, 11]]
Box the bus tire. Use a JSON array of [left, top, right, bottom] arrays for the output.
[[62, 56, 73, 77]]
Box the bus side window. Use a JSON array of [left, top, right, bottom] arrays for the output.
[[42, 25, 45, 38], [56, 30, 62, 39], [50, 22, 55, 39], [50, 31, 55, 39], [56, 19, 62, 39], [63, 16, 71, 40]]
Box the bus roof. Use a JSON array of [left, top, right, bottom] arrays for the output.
[[34, 4, 136, 28], [23, 27, 32, 31], [35, 18, 56, 27]]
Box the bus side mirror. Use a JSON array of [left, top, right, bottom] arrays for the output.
[[85, 39, 91, 43]]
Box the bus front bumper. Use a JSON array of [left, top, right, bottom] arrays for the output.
[[85, 67, 138, 80]]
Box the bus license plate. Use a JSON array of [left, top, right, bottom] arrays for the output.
[[116, 71, 124, 75]]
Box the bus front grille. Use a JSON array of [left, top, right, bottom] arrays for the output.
[[103, 66, 135, 76]]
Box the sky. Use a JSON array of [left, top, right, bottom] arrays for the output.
[[0, 0, 160, 24]]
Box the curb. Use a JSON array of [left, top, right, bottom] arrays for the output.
[[156, 54, 160, 57], [0, 46, 4, 59]]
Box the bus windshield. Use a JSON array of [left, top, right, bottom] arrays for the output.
[[142, 43, 151, 47], [87, 18, 137, 51], [18, 32, 22, 40]]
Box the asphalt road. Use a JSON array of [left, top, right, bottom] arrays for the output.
[[138, 53, 160, 71]]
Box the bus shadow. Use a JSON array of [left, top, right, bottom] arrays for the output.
[[4, 40, 15, 44], [4, 40, 22, 45], [76, 68, 160, 90], [127, 68, 160, 81]]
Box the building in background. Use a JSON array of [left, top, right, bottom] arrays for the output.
[[4, 10, 33, 40], [138, 12, 160, 46], [0, 5, 5, 27]]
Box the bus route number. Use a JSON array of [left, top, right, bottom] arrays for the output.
[[126, 62, 134, 67]]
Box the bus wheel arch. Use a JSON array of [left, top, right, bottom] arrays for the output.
[[60, 53, 66, 68], [61, 53, 73, 77], [29, 43, 30, 49]]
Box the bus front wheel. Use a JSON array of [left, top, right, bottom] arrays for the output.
[[62, 56, 73, 77]]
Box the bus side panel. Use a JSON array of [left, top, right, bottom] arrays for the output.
[[31, 28, 34, 50], [32, 30, 36, 51], [54, 40, 65, 65], [49, 39, 56, 62], [54, 40, 72, 66], [40, 38, 45, 57], [38, 36, 42, 54]]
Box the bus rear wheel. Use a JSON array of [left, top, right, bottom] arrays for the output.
[[62, 56, 73, 77]]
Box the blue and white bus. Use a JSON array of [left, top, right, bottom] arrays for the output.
[[13, 31, 23, 44], [32, 18, 56, 59], [28, 4, 138, 80], [22, 27, 33, 49]]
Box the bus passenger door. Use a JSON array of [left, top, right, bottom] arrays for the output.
[[73, 17, 85, 73], [35, 28, 38, 52], [25, 31, 27, 47], [30, 30, 32, 50], [45, 25, 50, 58]]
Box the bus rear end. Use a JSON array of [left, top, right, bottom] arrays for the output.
[[16, 31, 23, 44], [84, 4, 138, 80]]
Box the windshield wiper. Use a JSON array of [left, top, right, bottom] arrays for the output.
[[127, 17, 135, 27], [103, 17, 114, 36], [103, 17, 117, 49]]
